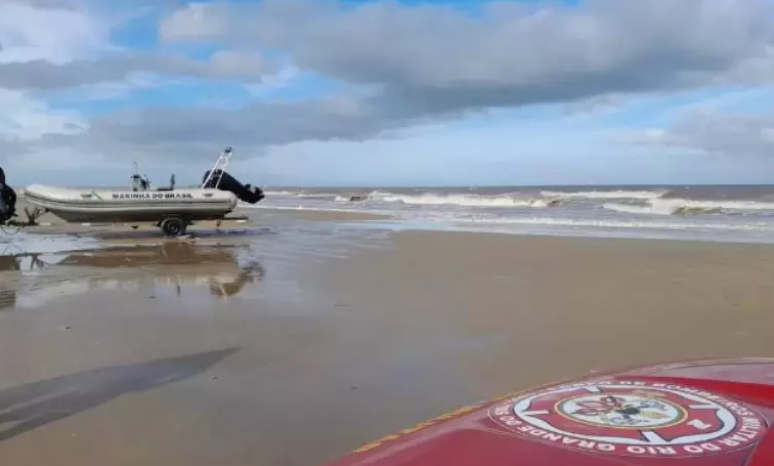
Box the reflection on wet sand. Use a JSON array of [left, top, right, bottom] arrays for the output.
[[0, 242, 265, 310], [0, 349, 237, 443], [0, 256, 20, 310], [0, 256, 20, 272], [0, 292, 14, 311], [0, 253, 50, 273]]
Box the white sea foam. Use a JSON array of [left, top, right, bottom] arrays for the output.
[[602, 203, 668, 215], [541, 190, 666, 200], [370, 193, 557, 208], [298, 193, 339, 199], [263, 190, 299, 196], [603, 199, 774, 216]]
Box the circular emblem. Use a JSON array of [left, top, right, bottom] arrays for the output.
[[489, 380, 768, 457]]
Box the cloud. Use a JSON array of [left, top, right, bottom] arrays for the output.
[[18, 91, 401, 164], [637, 108, 774, 158], [0, 0, 276, 90], [0, 0, 111, 63], [0, 89, 86, 139], [6, 0, 774, 184], [0, 53, 274, 91], [0, 0, 279, 167], [116, 0, 774, 155], [161, 0, 774, 109], [0, 88, 88, 168]]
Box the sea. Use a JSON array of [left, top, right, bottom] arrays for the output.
[[244, 185, 774, 244]]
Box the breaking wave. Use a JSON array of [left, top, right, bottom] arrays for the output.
[[263, 190, 299, 196], [265, 188, 672, 207], [298, 193, 340, 200], [369, 193, 560, 208], [541, 190, 666, 200], [603, 199, 774, 216]]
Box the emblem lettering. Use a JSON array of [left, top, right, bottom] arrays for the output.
[[111, 192, 195, 200], [489, 380, 767, 457]]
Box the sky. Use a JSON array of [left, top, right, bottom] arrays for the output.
[[2, 0, 774, 187]]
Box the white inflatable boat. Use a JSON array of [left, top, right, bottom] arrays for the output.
[[23, 185, 238, 222], [23, 147, 265, 236]]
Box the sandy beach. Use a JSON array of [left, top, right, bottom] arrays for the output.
[[2, 204, 774, 465]]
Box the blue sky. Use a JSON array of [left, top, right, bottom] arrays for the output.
[[2, 0, 774, 186]]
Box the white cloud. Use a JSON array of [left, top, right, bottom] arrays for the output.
[[0, 89, 86, 141], [245, 65, 299, 97], [641, 107, 774, 158], [159, 1, 229, 41], [0, 0, 111, 63], [0, 0, 97, 168], [80, 72, 163, 100], [160, 0, 774, 98], [137, 0, 774, 165]]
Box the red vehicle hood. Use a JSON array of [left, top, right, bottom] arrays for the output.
[[325, 358, 774, 466]]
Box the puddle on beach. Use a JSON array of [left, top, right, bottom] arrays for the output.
[[0, 241, 265, 310], [0, 214, 395, 311]]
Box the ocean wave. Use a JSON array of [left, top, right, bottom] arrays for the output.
[[263, 190, 300, 196], [297, 193, 340, 200], [262, 189, 562, 208], [266, 188, 666, 206], [241, 204, 386, 215], [602, 203, 668, 215], [603, 199, 774, 216], [370, 193, 560, 208], [541, 189, 666, 200]]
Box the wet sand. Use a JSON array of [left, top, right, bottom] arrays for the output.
[[2, 214, 774, 465], [253, 208, 390, 221]]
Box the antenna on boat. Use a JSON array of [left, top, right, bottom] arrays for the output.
[[202, 146, 234, 189], [131, 161, 140, 192]]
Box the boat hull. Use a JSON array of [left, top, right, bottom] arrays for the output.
[[23, 184, 238, 223]]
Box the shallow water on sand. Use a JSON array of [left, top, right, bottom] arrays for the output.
[[0, 213, 393, 312]]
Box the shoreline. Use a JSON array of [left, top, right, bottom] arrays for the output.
[[250, 207, 774, 246], [245, 185, 774, 245], [8, 205, 774, 246], [9, 192, 774, 245]]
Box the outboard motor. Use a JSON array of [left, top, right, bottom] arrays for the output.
[[202, 169, 265, 204], [0, 167, 17, 225]]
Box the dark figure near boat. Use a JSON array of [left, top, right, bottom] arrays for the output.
[[0, 167, 17, 225]]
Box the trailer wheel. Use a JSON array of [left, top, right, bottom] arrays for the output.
[[160, 217, 187, 237]]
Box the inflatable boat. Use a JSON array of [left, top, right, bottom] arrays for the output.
[[324, 358, 774, 466], [23, 147, 264, 236]]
